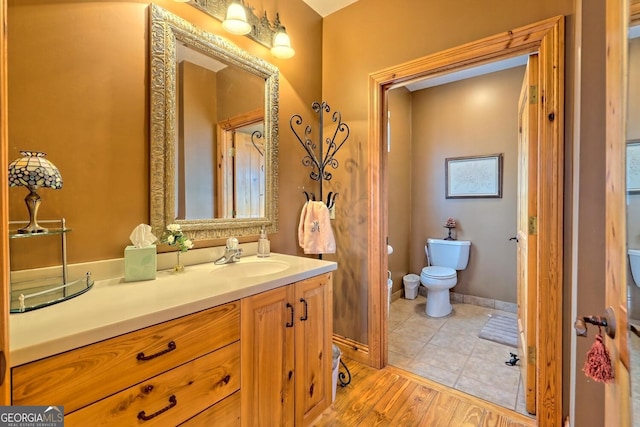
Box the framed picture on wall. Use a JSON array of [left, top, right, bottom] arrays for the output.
[[627, 140, 640, 194], [445, 153, 503, 199]]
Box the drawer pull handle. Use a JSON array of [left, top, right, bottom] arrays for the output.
[[300, 298, 308, 321], [286, 303, 294, 327], [137, 394, 177, 421], [137, 341, 177, 361]]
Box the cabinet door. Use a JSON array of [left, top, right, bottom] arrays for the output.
[[294, 273, 333, 426], [241, 285, 295, 427]]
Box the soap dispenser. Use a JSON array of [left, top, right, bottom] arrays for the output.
[[257, 226, 270, 257]]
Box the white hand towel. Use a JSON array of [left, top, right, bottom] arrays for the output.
[[299, 201, 336, 254], [298, 201, 309, 249]]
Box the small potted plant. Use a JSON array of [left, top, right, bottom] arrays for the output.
[[161, 223, 193, 272]]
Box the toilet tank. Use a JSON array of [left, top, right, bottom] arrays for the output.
[[427, 238, 471, 270]]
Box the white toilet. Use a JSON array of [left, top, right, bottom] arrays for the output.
[[420, 238, 471, 317]]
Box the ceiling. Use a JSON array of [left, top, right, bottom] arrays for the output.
[[302, 0, 358, 17]]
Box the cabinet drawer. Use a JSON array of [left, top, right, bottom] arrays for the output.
[[64, 342, 240, 426], [180, 390, 241, 426], [12, 302, 240, 413]]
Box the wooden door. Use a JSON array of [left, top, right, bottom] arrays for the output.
[[0, 0, 9, 406], [217, 126, 233, 218], [294, 273, 333, 426], [605, 0, 635, 425], [234, 132, 264, 218], [516, 54, 539, 416], [240, 286, 295, 427]]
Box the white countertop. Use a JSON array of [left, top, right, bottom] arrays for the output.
[[10, 253, 337, 367]]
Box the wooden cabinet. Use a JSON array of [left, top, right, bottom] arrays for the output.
[[12, 302, 240, 425], [10, 270, 334, 426], [241, 272, 333, 427]]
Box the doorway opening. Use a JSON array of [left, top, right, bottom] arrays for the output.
[[367, 15, 565, 424], [385, 59, 530, 415]]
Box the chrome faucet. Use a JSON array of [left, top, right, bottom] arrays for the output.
[[214, 237, 243, 265]]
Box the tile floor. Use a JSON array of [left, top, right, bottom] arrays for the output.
[[388, 295, 532, 418]]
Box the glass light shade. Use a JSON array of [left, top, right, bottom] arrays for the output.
[[222, 3, 252, 35], [271, 30, 295, 59], [9, 151, 62, 190]]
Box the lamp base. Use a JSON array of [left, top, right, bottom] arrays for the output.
[[18, 189, 47, 234], [17, 224, 47, 234]]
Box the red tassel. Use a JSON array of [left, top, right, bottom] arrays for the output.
[[583, 333, 614, 383]]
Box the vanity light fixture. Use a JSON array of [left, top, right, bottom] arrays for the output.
[[8, 151, 63, 233], [222, 1, 252, 35], [271, 27, 295, 59], [189, 0, 295, 58]]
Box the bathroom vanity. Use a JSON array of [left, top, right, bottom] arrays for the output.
[[9, 253, 336, 426]]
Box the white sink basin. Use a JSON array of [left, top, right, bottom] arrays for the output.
[[212, 259, 290, 278]]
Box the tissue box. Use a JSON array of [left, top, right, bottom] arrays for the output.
[[124, 245, 157, 282]]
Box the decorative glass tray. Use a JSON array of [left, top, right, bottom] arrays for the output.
[[9, 219, 94, 313]]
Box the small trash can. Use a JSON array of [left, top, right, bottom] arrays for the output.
[[403, 274, 420, 300], [332, 344, 342, 401]]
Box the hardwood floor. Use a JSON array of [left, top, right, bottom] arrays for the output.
[[311, 358, 535, 427]]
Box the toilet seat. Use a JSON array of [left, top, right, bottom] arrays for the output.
[[421, 266, 456, 280]]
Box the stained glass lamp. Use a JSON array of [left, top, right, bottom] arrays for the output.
[[8, 151, 63, 233]]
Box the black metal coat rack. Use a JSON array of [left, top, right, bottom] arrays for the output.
[[290, 101, 352, 388], [290, 101, 350, 209]]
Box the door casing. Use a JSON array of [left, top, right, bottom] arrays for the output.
[[367, 16, 565, 425], [603, 0, 640, 425], [0, 0, 9, 406]]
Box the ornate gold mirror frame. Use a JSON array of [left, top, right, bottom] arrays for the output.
[[149, 4, 279, 240]]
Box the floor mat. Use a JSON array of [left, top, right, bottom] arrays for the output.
[[478, 314, 518, 348]]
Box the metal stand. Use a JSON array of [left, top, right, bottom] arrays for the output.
[[9, 218, 93, 313], [444, 225, 456, 240], [338, 358, 352, 387], [290, 101, 350, 210], [292, 102, 352, 384]]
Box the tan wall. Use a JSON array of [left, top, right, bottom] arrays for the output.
[[216, 65, 264, 122], [180, 61, 217, 220], [404, 66, 523, 302], [7, 0, 322, 271]]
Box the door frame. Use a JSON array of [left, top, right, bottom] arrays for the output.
[[367, 16, 564, 425], [604, 0, 640, 424], [1, 0, 9, 405]]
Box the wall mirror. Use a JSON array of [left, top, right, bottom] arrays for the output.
[[150, 5, 279, 240]]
